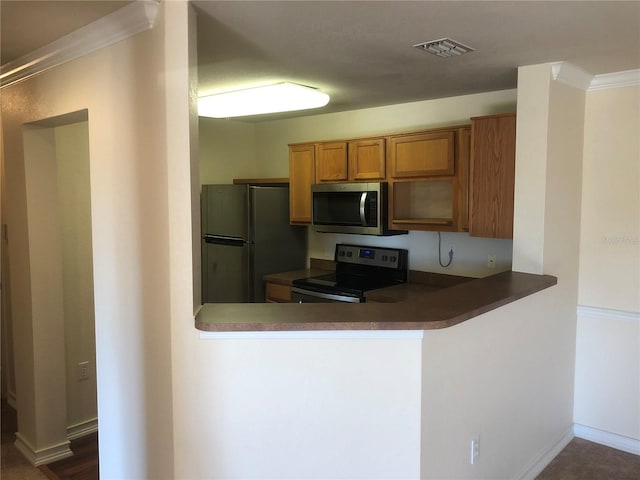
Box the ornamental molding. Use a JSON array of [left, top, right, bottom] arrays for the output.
[[551, 62, 640, 91], [0, 0, 160, 88], [589, 69, 640, 91], [576, 304, 639, 322]]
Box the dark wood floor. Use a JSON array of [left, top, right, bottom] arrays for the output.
[[38, 432, 99, 480], [2, 399, 98, 480]]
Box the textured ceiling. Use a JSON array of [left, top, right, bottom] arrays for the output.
[[193, 0, 640, 120], [2, 1, 639, 121]]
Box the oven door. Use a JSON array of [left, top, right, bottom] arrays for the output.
[[291, 287, 363, 303]]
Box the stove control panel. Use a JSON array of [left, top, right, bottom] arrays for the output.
[[335, 244, 407, 269]]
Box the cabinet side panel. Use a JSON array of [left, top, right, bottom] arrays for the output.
[[470, 115, 516, 238]]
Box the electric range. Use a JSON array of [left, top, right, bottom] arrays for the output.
[[291, 244, 408, 303]]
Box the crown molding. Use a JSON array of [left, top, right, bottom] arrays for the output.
[[589, 69, 640, 91], [551, 62, 640, 92], [0, 0, 160, 88], [551, 62, 594, 90]]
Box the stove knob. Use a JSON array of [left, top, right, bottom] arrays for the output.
[[346, 251, 352, 257], [390, 255, 397, 262], [382, 255, 388, 261]]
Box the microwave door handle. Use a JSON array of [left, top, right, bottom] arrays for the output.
[[359, 192, 368, 226]]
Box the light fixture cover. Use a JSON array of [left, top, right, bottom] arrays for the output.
[[413, 38, 474, 58], [198, 82, 330, 118]]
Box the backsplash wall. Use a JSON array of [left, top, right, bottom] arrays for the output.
[[309, 230, 512, 278]]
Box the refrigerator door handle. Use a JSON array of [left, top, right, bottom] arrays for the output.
[[203, 234, 246, 247]]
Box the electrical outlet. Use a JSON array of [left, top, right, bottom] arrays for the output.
[[78, 361, 89, 381], [325, 245, 334, 259], [487, 254, 496, 269], [470, 436, 480, 464]]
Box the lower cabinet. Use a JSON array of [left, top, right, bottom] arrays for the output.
[[265, 282, 292, 303]]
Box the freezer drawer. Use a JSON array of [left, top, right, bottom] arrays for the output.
[[202, 240, 248, 303]]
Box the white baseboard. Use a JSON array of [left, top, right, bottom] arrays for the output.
[[574, 423, 640, 455], [67, 417, 98, 440], [14, 432, 73, 467], [515, 426, 575, 480]]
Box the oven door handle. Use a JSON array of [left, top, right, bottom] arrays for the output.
[[359, 192, 368, 226], [291, 287, 361, 303]]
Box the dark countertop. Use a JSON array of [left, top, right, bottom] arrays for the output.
[[263, 268, 329, 286], [196, 270, 557, 332]]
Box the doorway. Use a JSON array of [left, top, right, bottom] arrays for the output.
[[1, 110, 98, 467]]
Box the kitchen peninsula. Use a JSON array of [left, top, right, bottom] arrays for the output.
[[195, 270, 556, 332]]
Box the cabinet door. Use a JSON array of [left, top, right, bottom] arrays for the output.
[[315, 142, 348, 182], [289, 144, 315, 224], [389, 131, 455, 178], [265, 282, 292, 303], [348, 138, 385, 180], [469, 113, 516, 239]]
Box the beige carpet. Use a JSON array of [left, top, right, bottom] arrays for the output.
[[536, 437, 640, 480], [1, 428, 49, 480]]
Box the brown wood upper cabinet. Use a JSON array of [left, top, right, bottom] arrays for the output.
[[315, 138, 386, 182], [315, 142, 348, 182], [289, 143, 316, 224], [348, 138, 386, 180], [388, 130, 455, 178], [469, 113, 516, 239], [387, 127, 466, 232]]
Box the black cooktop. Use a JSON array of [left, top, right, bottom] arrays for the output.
[[292, 244, 408, 299]]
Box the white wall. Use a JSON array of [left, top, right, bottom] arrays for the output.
[[173, 333, 423, 479], [578, 86, 639, 312], [199, 90, 517, 277], [2, 2, 175, 476], [199, 116, 257, 184], [420, 289, 574, 479], [55, 121, 98, 432], [574, 85, 640, 445], [18, 124, 69, 458]]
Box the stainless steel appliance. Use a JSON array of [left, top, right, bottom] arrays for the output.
[[202, 184, 307, 303], [311, 182, 407, 236], [291, 244, 408, 303]]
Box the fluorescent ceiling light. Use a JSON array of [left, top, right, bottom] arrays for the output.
[[198, 82, 330, 118]]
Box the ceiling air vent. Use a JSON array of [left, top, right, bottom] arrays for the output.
[[413, 38, 474, 58]]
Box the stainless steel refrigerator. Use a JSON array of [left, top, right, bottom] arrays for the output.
[[201, 184, 307, 303]]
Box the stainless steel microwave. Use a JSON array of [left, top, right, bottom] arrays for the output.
[[311, 182, 407, 236]]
